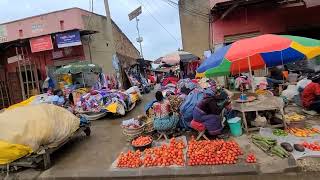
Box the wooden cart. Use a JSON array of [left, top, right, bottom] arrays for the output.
[[1, 125, 91, 171]]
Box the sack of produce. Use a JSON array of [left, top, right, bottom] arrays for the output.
[[0, 104, 80, 164]]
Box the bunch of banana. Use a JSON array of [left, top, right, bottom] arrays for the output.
[[284, 113, 305, 122]]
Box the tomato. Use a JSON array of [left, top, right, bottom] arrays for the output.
[[132, 136, 152, 147]]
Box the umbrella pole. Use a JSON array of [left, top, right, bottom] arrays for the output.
[[247, 57, 255, 93], [82, 73, 86, 88]]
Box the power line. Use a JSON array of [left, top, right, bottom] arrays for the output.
[[135, 0, 180, 46], [165, 0, 209, 17], [171, 0, 209, 19], [161, 0, 210, 22]]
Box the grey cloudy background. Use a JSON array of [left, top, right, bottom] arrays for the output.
[[0, 0, 182, 60]]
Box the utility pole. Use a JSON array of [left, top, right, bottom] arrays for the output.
[[129, 6, 143, 58], [135, 17, 143, 58]]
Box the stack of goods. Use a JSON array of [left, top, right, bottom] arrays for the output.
[[287, 127, 320, 137], [246, 153, 257, 163], [187, 137, 243, 166], [301, 142, 320, 151], [75, 87, 141, 115], [252, 135, 290, 158], [116, 137, 186, 168], [121, 118, 145, 141]]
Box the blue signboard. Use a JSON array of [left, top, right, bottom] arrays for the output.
[[56, 30, 82, 48]]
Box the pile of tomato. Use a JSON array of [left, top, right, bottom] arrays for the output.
[[187, 136, 243, 166], [143, 138, 186, 167], [132, 136, 152, 147], [117, 150, 142, 168], [301, 141, 320, 151], [246, 153, 257, 163], [117, 138, 186, 168]]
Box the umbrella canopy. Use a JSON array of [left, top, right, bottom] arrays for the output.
[[55, 61, 102, 74], [197, 34, 320, 77], [156, 51, 199, 65]]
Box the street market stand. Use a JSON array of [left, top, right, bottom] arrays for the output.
[[232, 96, 286, 133]]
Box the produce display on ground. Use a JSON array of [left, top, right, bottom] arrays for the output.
[[287, 127, 320, 137], [116, 137, 186, 168], [251, 135, 290, 158], [132, 136, 152, 147], [187, 137, 243, 166], [301, 142, 320, 151], [111, 136, 258, 169], [273, 129, 288, 136], [246, 153, 257, 163], [260, 127, 320, 159]]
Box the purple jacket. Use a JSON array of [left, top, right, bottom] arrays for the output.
[[193, 106, 223, 135]]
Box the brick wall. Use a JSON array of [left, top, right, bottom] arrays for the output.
[[111, 20, 139, 59]]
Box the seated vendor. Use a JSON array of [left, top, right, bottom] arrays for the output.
[[191, 93, 229, 136], [302, 75, 320, 113], [52, 89, 65, 106], [266, 67, 284, 88], [152, 91, 179, 133]]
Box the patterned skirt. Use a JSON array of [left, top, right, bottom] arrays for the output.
[[153, 114, 179, 131]]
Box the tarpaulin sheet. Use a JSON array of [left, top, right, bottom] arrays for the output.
[[0, 104, 80, 164]]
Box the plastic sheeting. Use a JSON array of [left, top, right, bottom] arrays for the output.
[[0, 104, 80, 153], [260, 127, 320, 160], [179, 88, 214, 129], [0, 141, 33, 165]]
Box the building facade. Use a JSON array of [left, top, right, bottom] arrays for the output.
[[179, 0, 211, 58], [0, 8, 139, 107], [179, 0, 320, 54], [210, 0, 320, 47]]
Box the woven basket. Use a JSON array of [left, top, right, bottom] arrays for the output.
[[144, 121, 154, 134], [122, 123, 145, 142]]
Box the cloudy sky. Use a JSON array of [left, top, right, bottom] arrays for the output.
[[0, 0, 182, 60]]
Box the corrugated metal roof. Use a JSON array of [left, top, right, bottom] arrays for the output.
[[304, 0, 320, 7], [210, 0, 233, 9]]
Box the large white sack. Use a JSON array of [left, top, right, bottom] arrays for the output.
[[0, 104, 80, 152]]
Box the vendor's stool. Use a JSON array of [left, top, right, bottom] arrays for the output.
[[157, 132, 169, 141], [196, 130, 209, 140]]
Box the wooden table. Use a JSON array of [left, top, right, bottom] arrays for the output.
[[231, 96, 286, 133]]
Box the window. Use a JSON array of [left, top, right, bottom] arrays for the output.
[[19, 29, 23, 37], [60, 20, 64, 30]]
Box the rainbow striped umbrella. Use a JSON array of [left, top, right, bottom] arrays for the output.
[[197, 34, 320, 77]]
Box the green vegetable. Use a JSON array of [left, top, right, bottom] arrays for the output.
[[273, 129, 288, 136]]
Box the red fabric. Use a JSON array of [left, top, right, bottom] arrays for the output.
[[148, 75, 155, 83], [302, 82, 320, 108], [162, 77, 179, 86], [191, 120, 206, 131]]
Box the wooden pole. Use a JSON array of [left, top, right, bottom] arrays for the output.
[[21, 47, 30, 98], [0, 82, 4, 108], [25, 47, 35, 90], [15, 47, 26, 100]]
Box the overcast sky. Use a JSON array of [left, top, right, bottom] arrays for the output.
[[0, 0, 182, 60]]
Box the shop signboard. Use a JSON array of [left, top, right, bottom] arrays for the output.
[[0, 25, 8, 43], [55, 31, 82, 48], [29, 35, 53, 53]]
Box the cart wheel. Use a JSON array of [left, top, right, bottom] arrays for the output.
[[84, 127, 91, 136]]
